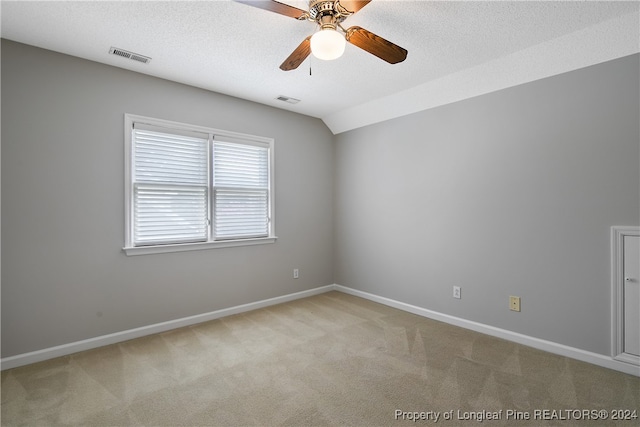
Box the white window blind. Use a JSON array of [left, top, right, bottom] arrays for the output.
[[132, 128, 209, 245], [213, 141, 270, 239], [124, 114, 275, 255]]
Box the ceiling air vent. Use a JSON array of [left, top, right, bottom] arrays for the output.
[[109, 47, 151, 64], [276, 95, 300, 104]]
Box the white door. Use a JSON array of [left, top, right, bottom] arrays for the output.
[[624, 235, 640, 356]]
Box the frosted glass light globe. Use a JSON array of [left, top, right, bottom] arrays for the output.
[[310, 28, 346, 60]]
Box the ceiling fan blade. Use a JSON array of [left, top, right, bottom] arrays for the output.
[[280, 36, 312, 71], [233, 0, 307, 19], [338, 0, 372, 14], [345, 26, 407, 64]]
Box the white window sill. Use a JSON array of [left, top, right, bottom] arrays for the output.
[[123, 236, 277, 256]]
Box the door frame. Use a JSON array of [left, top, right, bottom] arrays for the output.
[[611, 226, 640, 365]]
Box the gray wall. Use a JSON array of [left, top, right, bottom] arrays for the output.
[[334, 54, 640, 356], [1, 40, 335, 357], [3, 38, 639, 360]]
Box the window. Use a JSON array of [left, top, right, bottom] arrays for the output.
[[124, 114, 275, 255]]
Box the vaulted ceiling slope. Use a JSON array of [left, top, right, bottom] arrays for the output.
[[2, 1, 638, 134]]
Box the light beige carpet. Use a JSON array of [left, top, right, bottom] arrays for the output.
[[1, 291, 639, 426]]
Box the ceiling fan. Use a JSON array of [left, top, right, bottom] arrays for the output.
[[233, 0, 408, 71]]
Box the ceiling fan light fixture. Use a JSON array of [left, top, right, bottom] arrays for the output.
[[310, 27, 346, 60]]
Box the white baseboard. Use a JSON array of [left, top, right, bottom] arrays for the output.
[[334, 284, 640, 377], [3, 283, 639, 377], [0, 285, 335, 370]]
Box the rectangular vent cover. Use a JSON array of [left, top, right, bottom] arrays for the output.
[[109, 47, 151, 64], [276, 95, 301, 104]]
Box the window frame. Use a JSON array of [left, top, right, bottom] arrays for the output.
[[123, 114, 276, 256]]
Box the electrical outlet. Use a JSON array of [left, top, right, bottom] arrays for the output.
[[509, 296, 521, 312], [453, 286, 461, 299], [293, 269, 299, 279]]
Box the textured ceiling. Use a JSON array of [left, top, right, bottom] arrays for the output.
[[2, 1, 639, 133]]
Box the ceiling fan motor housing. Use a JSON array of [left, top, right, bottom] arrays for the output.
[[309, 0, 349, 27]]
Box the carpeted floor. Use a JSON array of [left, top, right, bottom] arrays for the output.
[[1, 291, 639, 426]]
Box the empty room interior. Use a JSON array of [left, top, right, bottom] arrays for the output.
[[1, 0, 639, 425]]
